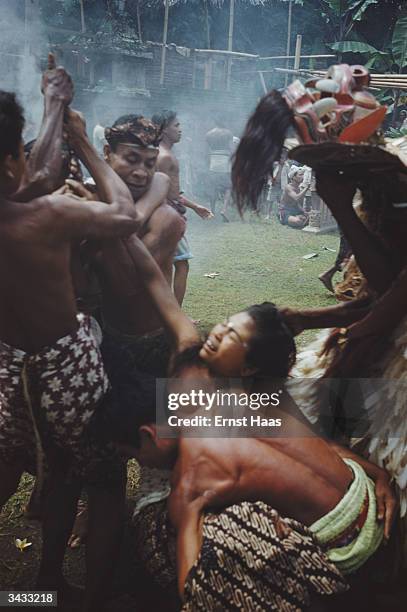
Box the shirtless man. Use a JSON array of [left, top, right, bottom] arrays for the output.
[[97, 234, 395, 604], [61, 116, 186, 554], [152, 110, 213, 305], [0, 71, 139, 609], [99, 114, 185, 340], [278, 166, 309, 228]]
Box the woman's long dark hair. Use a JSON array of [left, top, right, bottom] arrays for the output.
[[232, 90, 294, 214]]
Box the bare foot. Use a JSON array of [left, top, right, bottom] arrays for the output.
[[68, 499, 88, 549], [220, 212, 230, 223], [318, 271, 335, 293]]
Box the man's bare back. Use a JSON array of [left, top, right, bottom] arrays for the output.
[[0, 193, 138, 353], [170, 411, 351, 527], [174, 436, 351, 525], [0, 197, 78, 351], [167, 400, 352, 597]]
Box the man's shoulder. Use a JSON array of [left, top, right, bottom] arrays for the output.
[[0, 195, 64, 243], [7, 193, 55, 216], [158, 148, 178, 168]]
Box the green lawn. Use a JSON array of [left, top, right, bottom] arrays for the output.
[[184, 214, 339, 348]]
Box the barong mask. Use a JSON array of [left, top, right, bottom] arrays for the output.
[[284, 65, 386, 146], [105, 117, 162, 150], [232, 63, 405, 212]]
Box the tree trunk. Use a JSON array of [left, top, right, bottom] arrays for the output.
[[284, 0, 293, 87]]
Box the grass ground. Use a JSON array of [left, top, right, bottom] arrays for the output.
[[184, 212, 338, 349], [0, 214, 404, 610]]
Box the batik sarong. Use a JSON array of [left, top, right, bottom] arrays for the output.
[[0, 312, 109, 476], [133, 499, 348, 611]]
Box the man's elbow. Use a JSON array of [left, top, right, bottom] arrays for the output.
[[112, 196, 137, 218], [115, 214, 140, 237]]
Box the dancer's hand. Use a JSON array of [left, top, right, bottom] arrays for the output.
[[41, 53, 74, 105], [375, 470, 398, 540]]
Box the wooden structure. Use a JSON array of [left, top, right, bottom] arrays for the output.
[[303, 194, 337, 235]]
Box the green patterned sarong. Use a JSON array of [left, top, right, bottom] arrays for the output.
[[310, 458, 384, 574]]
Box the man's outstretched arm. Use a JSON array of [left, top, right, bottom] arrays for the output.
[[14, 54, 73, 201], [179, 194, 214, 219], [280, 298, 371, 336], [48, 194, 139, 240]]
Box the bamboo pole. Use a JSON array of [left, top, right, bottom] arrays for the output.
[[204, 0, 210, 49], [258, 71, 267, 94], [136, 0, 142, 42], [79, 0, 86, 33], [195, 49, 257, 58], [293, 34, 302, 71], [272, 67, 407, 89], [226, 0, 235, 91], [259, 54, 335, 60], [284, 0, 293, 87], [160, 0, 170, 86]]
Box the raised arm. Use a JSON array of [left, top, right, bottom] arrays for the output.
[[316, 173, 396, 294], [65, 110, 134, 217], [14, 54, 73, 201], [121, 230, 198, 350]]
